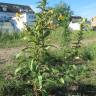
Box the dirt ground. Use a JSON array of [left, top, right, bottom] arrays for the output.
[[0, 47, 24, 68], [0, 37, 94, 65], [0, 36, 95, 69]]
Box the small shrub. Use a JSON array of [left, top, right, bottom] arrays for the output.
[[0, 80, 33, 96], [82, 47, 95, 61]]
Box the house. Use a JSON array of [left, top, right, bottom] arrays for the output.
[[0, 2, 35, 32], [69, 16, 82, 31]]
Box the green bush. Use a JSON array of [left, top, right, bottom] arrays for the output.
[[82, 47, 95, 61], [0, 80, 33, 96]]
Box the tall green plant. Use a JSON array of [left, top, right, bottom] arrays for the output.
[[15, 0, 58, 95], [72, 23, 84, 58]]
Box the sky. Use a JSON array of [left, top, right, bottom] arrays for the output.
[[0, 0, 96, 19]]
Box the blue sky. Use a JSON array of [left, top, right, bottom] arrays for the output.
[[0, 0, 96, 19]]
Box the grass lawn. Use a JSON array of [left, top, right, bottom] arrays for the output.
[[0, 40, 26, 48], [79, 30, 96, 85], [48, 29, 96, 85]]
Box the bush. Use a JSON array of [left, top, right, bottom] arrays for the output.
[[82, 47, 95, 61], [0, 80, 33, 96]]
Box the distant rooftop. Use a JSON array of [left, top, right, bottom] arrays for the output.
[[0, 2, 34, 13], [70, 16, 82, 22], [71, 16, 82, 19]]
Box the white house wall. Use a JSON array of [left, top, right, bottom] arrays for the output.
[[69, 22, 81, 31], [20, 13, 27, 23], [0, 12, 35, 32]]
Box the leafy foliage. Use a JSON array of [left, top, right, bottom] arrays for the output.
[[82, 47, 95, 61]]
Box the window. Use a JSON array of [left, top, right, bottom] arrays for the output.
[[1, 5, 7, 11], [2, 7, 7, 11], [19, 9, 23, 12], [25, 9, 28, 12]]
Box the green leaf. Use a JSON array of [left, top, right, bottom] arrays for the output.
[[72, 65, 77, 70], [38, 75, 43, 89], [43, 31, 50, 38], [23, 36, 29, 40], [30, 59, 34, 71], [16, 52, 23, 59], [59, 78, 65, 84], [52, 68, 59, 73], [45, 46, 51, 50], [15, 67, 22, 75], [42, 90, 48, 96]]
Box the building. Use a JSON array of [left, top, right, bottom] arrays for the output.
[[0, 2, 35, 32], [69, 16, 82, 31]]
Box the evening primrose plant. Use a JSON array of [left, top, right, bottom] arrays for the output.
[[15, 0, 61, 95]]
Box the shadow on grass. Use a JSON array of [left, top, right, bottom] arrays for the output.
[[48, 84, 96, 96]]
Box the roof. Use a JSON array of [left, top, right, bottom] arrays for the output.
[[70, 16, 82, 22], [71, 16, 82, 19], [0, 2, 34, 13]]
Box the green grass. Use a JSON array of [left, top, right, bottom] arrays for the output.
[[83, 30, 96, 39], [0, 32, 25, 91], [0, 40, 26, 48], [69, 30, 96, 85], [48, 29, 96, 85], [76, 31, 96, 85], [80, 43, 96, 85], [0, 31, 26, 48]]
